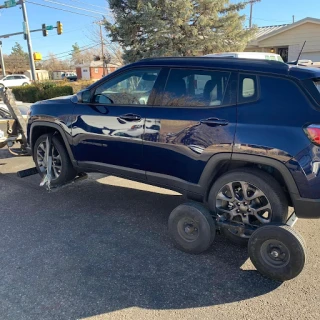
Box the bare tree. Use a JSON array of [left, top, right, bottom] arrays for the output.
[[40, 53, 70, 72], [85, 21, 124, 66]]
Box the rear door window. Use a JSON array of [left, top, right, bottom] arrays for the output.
[[162, 68, 231, 107]]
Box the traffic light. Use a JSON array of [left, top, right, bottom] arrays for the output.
[[57, 21, 63, 35], [42, 24, 48, 37]]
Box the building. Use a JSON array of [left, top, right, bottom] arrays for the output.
[[246, 17, 320, 62], [76, 61, 121, 80], [24, 69, 49, 81]]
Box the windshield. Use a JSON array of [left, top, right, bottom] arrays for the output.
[[314, 80, 320, 93]]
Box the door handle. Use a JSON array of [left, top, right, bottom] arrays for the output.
[[200, 118, 229, 126], [119, 113, 142, 122]]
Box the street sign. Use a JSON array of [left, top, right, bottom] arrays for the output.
[[22, 22, 27, 40], [33, 52, 42, 61], [46, 25, 54, 31], [4, 0, 17, 8]]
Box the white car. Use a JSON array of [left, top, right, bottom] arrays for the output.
[[204, 52, 284, 62], [0, 75, 31, 88]]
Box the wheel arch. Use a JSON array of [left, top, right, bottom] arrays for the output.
[[199, 153, 300, 206], [30, 122, 75, 163]]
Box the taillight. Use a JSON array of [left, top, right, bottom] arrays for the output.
[[305, 125, 320, 145]]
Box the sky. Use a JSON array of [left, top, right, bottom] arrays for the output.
[[0, 0, 320, 59]]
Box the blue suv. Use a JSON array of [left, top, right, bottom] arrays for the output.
[[27, 57, 320, 280]]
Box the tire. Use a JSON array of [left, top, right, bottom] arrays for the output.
[[34, 133, 77, 187], [208, 168, 288, 246], [22, 82, 29, 86], [248, 225, 306, 281], [168, 202, 216, 254]]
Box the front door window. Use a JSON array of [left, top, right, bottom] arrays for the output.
[[93, 69, 160, 105]]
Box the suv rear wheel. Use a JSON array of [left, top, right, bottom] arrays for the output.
[[34, 133, 77, 187], [208, 168, 288, 245]]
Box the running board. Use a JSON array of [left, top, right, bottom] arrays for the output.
[[17, 168, 88, 189]]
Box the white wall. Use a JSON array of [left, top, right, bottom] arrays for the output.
[[300, 52, 320, 62], [259, 22, 320, 55], [81, 67, 90, 80]]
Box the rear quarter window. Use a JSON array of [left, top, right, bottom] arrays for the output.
[[314, 80, 320, 93], [303, 78, 320, 106], [238, 74, 259, 104]]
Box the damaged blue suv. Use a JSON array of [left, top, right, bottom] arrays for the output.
[[27, 57, 320, 280]]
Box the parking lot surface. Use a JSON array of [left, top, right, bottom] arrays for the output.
[[0, 149, 319, 320]]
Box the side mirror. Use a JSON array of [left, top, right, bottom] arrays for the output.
[[76, 89, 91, 103]]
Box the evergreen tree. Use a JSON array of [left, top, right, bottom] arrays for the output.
[[105, 0, 256, 63], [11, 42, 28, 59], [71, 43, 82, 64]]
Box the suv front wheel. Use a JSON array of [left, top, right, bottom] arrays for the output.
[[34, 133, 77, 187], [208, 168, 288, 245]]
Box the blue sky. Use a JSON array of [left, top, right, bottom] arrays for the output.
[[0, 0, 320, 58]]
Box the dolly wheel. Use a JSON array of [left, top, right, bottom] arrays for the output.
[[168, 202, 216, 254], [248, 225, 306, 281]]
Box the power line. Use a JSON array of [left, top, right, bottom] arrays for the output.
[[26, 1, 102, 19], [42, 43, 97, 58], [42, 0, 109, 16], [42, 44, 99, 61], [62, 0, 108, 10]]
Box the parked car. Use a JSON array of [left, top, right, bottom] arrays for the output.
[[204, 52, 284, 62], [0, 75, 31, 88], [27, 57, 320, 281], [62, 72, 77, 82]]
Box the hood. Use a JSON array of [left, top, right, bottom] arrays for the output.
[[41, 95, 75, 104]]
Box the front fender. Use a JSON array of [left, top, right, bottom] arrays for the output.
[[29, 121, 75, 163]]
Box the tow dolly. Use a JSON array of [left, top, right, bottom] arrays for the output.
[[0, 87, 29, 156], [0, 87, 306, 282]]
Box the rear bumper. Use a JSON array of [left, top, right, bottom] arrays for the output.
[[293, 196, 320, 219]]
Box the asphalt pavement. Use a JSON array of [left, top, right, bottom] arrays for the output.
[[0, 148, 319, 320]]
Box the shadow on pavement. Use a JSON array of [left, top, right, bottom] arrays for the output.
[[0, 171, 282, 319]]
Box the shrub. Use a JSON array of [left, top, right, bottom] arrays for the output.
[[36, 81, 57, 90], [12, 86, 41, 103], [43, 86, 73, 99], [12, 85, 73, 103]]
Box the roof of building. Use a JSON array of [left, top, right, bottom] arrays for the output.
[[250, 17, 320, 44], [254, 25, 288, 39]]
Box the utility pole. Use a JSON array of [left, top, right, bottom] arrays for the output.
[[0, 41, 6, 77], [292, 15, 295, 23], [249, 0, 261, 28], [99, 23, 105, 77], [20, 0, 36, 81]]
